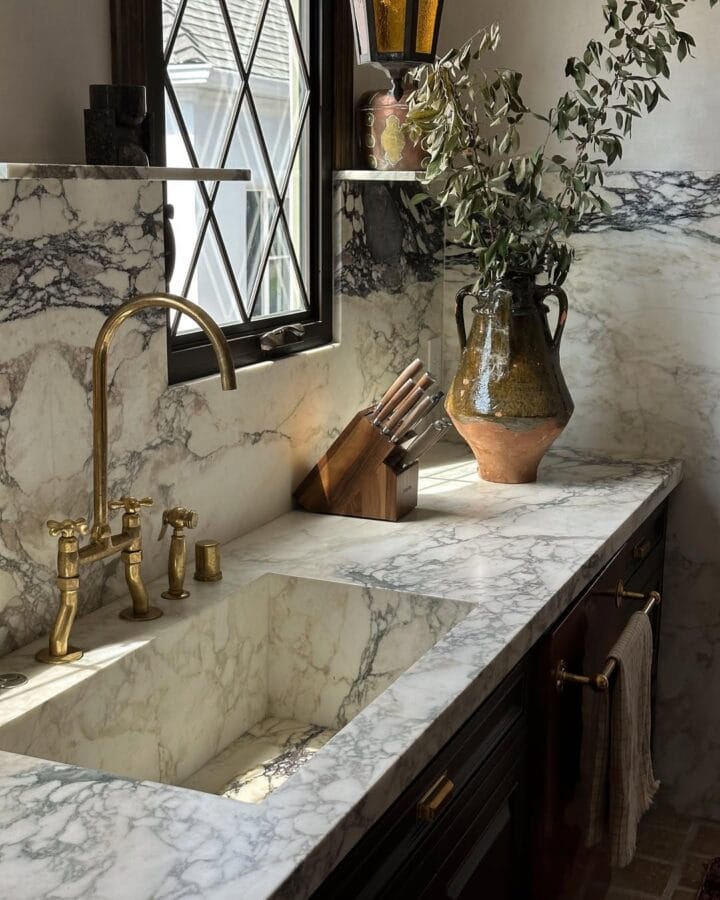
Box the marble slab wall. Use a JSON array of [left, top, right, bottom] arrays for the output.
[[0, 177, 444, 658], [443, 171, 720, 818]]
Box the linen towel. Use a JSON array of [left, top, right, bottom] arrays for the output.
[[579, 682, 610, 849], [607, 610, 659, 867]]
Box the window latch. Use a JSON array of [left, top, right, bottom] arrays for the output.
[[260, 323, 306, 353]]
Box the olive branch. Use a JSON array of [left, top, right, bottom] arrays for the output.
[[406, 0, 716, 292]]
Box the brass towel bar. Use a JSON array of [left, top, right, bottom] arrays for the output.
[[553, 588, 661, 694]]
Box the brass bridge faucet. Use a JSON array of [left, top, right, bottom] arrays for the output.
[[36, 293, 237, 665]]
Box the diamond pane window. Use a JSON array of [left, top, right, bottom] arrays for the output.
[[163, 0, 312, 336]]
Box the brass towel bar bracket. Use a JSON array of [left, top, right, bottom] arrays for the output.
[[553, 588, 661, 694]]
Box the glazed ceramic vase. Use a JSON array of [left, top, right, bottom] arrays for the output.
[[445, 276, 574, 484]]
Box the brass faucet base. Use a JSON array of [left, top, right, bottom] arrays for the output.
[[119, 606, 163, 622], [35, 647, 84, 665], [161, 589, 190, 600]]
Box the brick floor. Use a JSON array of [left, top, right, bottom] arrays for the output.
[[605, 808, 720, 899]]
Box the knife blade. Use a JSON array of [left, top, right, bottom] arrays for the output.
[[400, 418, 451, 467], [390, 395, 436, 443], [374, 359, 424, 416]]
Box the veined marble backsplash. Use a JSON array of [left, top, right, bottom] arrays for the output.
[[0, 176, 444, 657], [443, 170, 720, 818]]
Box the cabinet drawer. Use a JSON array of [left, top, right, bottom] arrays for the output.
[[413, 727, 528, 900], [313, 661, 528, 899]]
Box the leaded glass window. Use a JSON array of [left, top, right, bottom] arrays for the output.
[[160, 0, 329, 372]]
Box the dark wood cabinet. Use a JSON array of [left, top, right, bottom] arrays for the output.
[[313, 663, 530, 900], [530, 501, 667, 900], [313, 503, 669, 900]]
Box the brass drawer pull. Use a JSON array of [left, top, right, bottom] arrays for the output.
[[632, 537, 653, 560], [417, 772, 455, 822], [553, 590, 661, 693]]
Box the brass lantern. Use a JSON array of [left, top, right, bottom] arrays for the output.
[[350, 0, 445, 171], [350, 0, 445, 86]]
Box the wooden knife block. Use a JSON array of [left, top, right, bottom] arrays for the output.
[[294, 408, 419, 522]]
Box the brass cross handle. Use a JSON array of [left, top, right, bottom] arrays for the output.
[[47, 518, 89, 539], [108, 496, 154, 515]]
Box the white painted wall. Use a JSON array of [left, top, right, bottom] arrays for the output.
[[0, 1, 111, 163], [355, 0, 720, 170]]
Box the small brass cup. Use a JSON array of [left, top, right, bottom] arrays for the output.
[[194, 540, 222, 582]]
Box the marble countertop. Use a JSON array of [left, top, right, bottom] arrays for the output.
[[0, 445, 682, 899], [0, 163, 251, 181]]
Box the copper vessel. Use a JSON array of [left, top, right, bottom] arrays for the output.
[[357, 88, 428, 172]]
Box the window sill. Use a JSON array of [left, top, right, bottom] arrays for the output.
[[167, 318, 334, 385], [168, 339, 341, 387]]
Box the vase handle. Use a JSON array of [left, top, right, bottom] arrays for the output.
[[537, 284, 568, 351], [455, 287, 475, 351]]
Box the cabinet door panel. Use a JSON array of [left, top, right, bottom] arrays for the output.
[[446, 800, 513, 899], [435, 771, 524, 900], [401, 728, 528, 900]]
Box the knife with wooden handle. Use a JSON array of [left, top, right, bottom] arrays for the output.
[[390, 395, 436, 443], [373, 359, 424, 418], [377, 372, 436, 429], [381, 385, 424, 434], [399, 390, 444, 436], [373, 369, 434, 426], [383, 385, 445, 440], [372, 378, 415, 424], [400, 418, 451, 467], [414, 370, 436, 396]]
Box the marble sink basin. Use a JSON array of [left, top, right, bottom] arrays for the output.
[[0, 574, 471, 804]]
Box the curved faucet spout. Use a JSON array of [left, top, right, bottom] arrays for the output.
[[92, 293, 237, 540]]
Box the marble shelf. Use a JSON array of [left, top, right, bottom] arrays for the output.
[[0, 162, 251, 181], [333, 169, 422, 182]]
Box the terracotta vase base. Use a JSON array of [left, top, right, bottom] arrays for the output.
[[450, 414, 566, 484]]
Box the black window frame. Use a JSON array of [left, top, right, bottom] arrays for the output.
[[110, 0, 338, 384]]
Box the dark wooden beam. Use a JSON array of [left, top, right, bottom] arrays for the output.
[[109, 0, 166, 165], [333, 0, 355, 170]]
